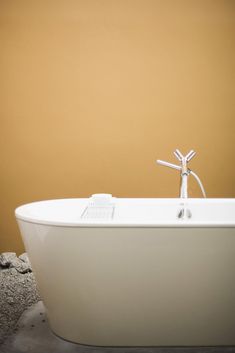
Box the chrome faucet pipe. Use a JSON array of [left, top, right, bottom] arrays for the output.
[[157, 149, 196, 199], [156, 149, 206, 199]]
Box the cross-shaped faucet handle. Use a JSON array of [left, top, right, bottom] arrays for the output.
[[173, 149, 196, 163]]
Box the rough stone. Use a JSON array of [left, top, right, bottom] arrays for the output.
[[19, 253, 32, 272], [6, 297, 14, 305], [19, 253, 31, 265], [0, 252, 32, 273], [10, 258, 32, 274], [8, 268, 18, 276], [0, 256, 40, 346], [0, 253, 17, 268]]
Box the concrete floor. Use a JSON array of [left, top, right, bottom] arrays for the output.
[[1, 302, 235, 353]]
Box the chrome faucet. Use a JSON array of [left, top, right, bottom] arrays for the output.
[[156, 149, 206, 199]]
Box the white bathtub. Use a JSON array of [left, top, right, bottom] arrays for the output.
[[15, 197, 235, 346]]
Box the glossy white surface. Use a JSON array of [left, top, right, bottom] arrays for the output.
[[15, 198, 235, 227], [15, 197, 235, 346]]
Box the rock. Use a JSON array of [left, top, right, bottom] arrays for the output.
[[19, 253, 31, 265], [0, 266, 41, 345], [0, 253, 17, 268], [0, 252, 32, 273], [10, 258, 32, 274], [6, 297, 14, 305], [9, 268, 18, 276], [18, 253, 32, 273]]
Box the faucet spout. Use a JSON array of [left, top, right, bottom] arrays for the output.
[[156, 160, 181, 171]]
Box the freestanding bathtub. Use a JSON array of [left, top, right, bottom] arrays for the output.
[[15, 195, 235, 346]]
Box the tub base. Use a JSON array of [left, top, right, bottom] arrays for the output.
[[17, 224, 235, 347]]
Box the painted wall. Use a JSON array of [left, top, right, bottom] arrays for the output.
[[0, 0, 235, 254]]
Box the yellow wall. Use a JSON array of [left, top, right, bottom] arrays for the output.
[[0, 0, 235, 254]]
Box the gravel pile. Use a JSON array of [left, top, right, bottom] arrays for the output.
[[0, 252, 40, 345]]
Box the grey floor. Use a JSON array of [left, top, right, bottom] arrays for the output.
[[1, 302, 235, 353]]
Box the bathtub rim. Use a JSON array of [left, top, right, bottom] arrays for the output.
[[15, 197, 235, 228]]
